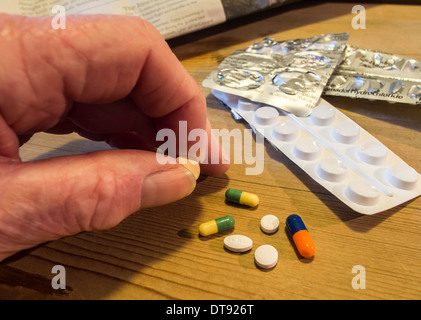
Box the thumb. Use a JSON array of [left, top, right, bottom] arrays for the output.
[[0, 150, 199, 261]]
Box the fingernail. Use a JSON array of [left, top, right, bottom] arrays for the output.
[[176, 157, 200, 180]]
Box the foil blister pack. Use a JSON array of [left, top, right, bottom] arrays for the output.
[[212, 90, 421, 215], [202, 33, 350, 116], [324, 45, 421, 104]]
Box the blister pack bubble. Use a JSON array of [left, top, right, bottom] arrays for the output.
[[324, 45, 421, 104], [202, 33, 349, 116], [212, 90, 421, 215]]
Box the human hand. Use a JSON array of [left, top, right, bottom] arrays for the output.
[[0, 14, 229, 261]]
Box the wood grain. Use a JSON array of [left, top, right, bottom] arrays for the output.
[[1, 2, 421, 300]]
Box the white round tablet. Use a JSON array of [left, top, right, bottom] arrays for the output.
[[345, 179, 380, 206], [254, 244, 278, 269], [293, 138, 322, 161], [224, 235, 253, 253], [272, 121, 299, 142], [386, 164, 418, 190], [332, 121, 360, 144], [317, 158, 349, 182], [357, 141, 388, 165], [260, 215, 280, 234], [310, 104, 336, 126], [237, 99, 257, 111], [254, 106, 279, 126]]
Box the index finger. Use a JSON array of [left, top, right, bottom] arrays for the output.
[[0, 14, 227, 171]]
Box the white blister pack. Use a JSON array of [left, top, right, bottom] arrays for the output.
[[212, 89, 421, 215]]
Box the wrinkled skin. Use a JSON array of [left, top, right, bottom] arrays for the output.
[[0, 14, 229, 262]]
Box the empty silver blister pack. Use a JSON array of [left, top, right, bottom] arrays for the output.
[[324, 45, 421, 104], [203, 33, 350, 116]]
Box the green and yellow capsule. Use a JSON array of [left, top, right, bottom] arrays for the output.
[[198, 216, 235, 237], [225, 188, 259, 207]]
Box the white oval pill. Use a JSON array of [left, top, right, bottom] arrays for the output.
[[260, 215, 280, 234], [254, 244, 278, 269], [224, 235, 253, 253]]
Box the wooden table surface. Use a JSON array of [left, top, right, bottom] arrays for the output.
[[1, 2, 421, 300]]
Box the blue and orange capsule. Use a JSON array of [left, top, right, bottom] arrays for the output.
[[286, 214, 316, 258]]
